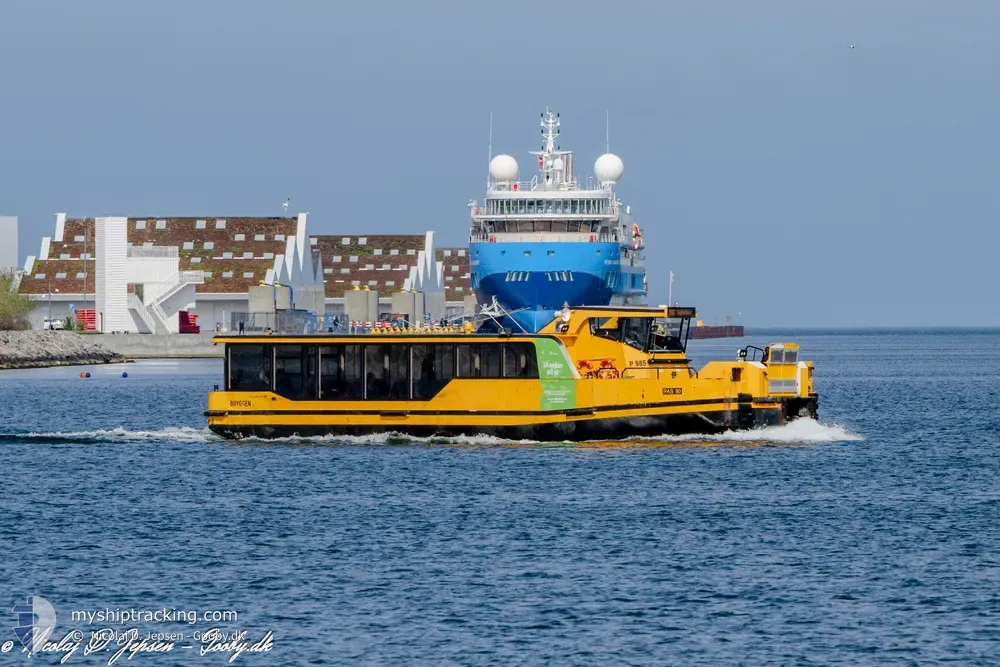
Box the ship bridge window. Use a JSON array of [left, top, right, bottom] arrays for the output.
[[320, 344, 363, 400], [275, 344, 318, 400], [365, 344, 409, 400], [228, 344, 273, 392]]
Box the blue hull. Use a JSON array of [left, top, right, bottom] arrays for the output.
[[470, 240, 644, 333]]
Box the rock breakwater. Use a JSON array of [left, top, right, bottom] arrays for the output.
[[0, 331, 126, 370]]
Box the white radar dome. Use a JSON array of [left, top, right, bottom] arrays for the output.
[[489, 154, 519, 183], [594, 153, 624, 185], [552, 157, 565, 172]]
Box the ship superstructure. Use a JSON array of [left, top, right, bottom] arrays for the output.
[[469, 108, 646, 332]]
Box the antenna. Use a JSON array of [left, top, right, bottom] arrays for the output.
[[487, 111, 493, 185], [605, 110, 610, 153]]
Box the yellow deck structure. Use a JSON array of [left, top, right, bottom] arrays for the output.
[[205, 306, 818, 440]]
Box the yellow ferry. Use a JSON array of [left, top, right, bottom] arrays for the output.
[[204, 306, 818, 440]]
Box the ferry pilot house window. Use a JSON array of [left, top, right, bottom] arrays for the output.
[[275, 345, 317, 400], [228, 344, 273, 392], [365, 344, 409, 400]]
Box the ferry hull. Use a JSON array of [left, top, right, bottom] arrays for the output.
[[208, 399, 817, 442]]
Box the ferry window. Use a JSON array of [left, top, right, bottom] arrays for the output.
[[589, 317, 615, 338], [319, 344, 363, 400], [650, 318, 686, 352], [412, 344, 456, 399], [275, 344, 318, 400], [621, 318, 653, 351], [365, 344, 409, 400], [784, 349, 798, 364], [458, 344, 502, 378], [503, 343, 538, 378], [228, 344, 272, 392], [769, 348, 785, 364], [547, 250, 555, 256]]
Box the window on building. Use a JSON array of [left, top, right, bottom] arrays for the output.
[[74, 235, 85, 242], [215, 219, 227, 229], [191, 257, 202, 264], [204, 241, 215, 250], [263, 252, 274, 259], [222, 271, 233, 278], [195, 220, 207, 229], [55, 272, 66, 279], [310, 238, 318, 246], [75, 272, 85, 279], [444, 250, 452, 257], [333, 255, 342, 263], [223, 252, 234, 259], [381, 264, 390, 270], [243, 252, 253, 259], [374, 249, 383, 256], [458, 249, 466, 257], [365, 344, 409, 399], [406, 249, 416, 255], [274, 344, 317, 400], [342, 237, 351, 245], [254, 234, 265, 241], [324, 268, 333, 274], [228, 344, 272, 391], [242, 272, 254, 279], [234, 233, 245, 241], [364, 264, 374, 270], [34, 273, 45, 279], [358, 237, 367, 245], [319, 344, 363, 400], [386, 280, 395, 287], [183, 241, 194, 250], [390, 249, 399, 256], [135, 220, 147, 230], [60, 253, 70, 260], [275, 234, 286, 241], [349, 256, 358, 263], [203, 272, 213, 278], [155, 220, 166, 230], [340, 268, 350, 274]]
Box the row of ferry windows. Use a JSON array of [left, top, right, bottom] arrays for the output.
[[228, 343, 540, 401], [484, 199, 611, 215]]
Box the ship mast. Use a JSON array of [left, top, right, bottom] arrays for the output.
[[529, 107, 565, 188]]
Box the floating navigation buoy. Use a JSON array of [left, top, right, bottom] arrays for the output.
[[121, 372, 128, 378], [80, 372, 86, 378]]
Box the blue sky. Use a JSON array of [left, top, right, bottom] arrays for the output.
[[1, 0, 997, 326]]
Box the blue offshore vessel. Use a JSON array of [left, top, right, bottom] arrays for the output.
[[469, 108, 646, 333]]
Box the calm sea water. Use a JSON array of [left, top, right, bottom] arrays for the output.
[[1, 331, 999, 665]]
